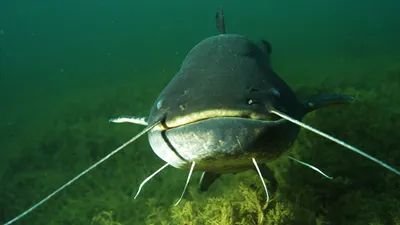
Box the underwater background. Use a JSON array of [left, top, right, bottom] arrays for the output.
[[1, 0, 400, 224]]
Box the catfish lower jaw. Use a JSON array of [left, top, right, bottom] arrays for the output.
[[148, 116, 292, 173]]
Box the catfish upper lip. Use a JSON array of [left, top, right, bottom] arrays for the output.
[[155, 109, 284, 130]]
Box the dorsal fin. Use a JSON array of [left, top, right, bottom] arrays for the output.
[[257, 39, 273, 65], [258, 39, 272, 55], [216, 7, 226, 34]]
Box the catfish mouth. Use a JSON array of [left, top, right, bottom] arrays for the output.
[[157, 109, 285, 130]]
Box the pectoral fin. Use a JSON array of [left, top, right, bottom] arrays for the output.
[[303, 94, 354, 114], [199, 172, 221, 192]]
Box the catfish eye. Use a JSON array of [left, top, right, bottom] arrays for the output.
[[247, 98, 262, 105], [270, 88, 280, 97], [156, 100, 163, 109]]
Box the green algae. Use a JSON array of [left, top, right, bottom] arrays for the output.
[[92, 211, 122, 225]]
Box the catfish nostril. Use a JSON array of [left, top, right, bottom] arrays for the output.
[[246, 86, 260, 92]]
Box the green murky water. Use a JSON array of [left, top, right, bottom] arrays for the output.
[[1, 1, 399, 224]]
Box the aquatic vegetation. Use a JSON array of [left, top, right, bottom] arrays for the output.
[[147, 182, 296, 225], [91, 211, 122, 225]]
